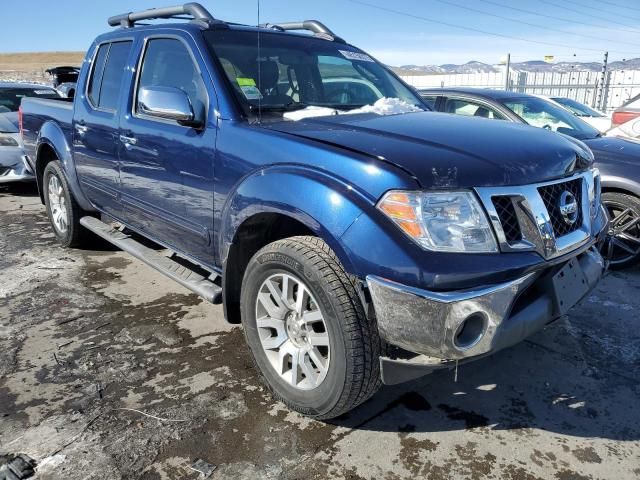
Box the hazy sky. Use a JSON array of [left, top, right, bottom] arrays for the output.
[[1, 0, 639, 65]]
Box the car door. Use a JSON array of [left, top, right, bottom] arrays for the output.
[[118, 34, 216, 267], [74, 40, 133, 217]]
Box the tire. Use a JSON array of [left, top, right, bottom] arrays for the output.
[[601, 191, 640, 270], [240, 236, 381, 419], [43, 160, 87, 248]]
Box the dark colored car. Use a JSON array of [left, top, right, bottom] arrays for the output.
[[21, 4, 607, 419], [421, 87, 640, 268]]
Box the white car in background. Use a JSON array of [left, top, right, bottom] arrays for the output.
[[544, 96, 611, 133]]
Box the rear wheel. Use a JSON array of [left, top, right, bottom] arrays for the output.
[[240, 236, 381, 419], [43, 160, 87, 248], [601, 191, 640, 269]]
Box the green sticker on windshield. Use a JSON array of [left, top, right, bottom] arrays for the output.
[[237, 77, 256, 87], [236, 77, 263, 100]]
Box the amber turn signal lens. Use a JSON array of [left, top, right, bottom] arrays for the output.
[[397, 220, 422, 238], [378, 202, 417, 221]]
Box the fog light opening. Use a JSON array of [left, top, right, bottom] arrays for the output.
[[454, 313, 486, 350]]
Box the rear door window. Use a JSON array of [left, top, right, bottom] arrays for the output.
[[88, 41, 132, 111]]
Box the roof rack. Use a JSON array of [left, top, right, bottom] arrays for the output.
[[261, 20, 345, 43], [108, 2, 223, 29]]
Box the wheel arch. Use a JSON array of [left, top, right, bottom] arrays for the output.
[[222, 210, 357, 324], [601, 175, 640, 198], [34, 121, 94, 211]]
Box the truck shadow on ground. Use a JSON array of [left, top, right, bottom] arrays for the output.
[[0, 182, 39, 197], [332, 330, 639, 442]]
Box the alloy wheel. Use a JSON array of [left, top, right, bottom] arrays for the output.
[[255, 273, 330, 390], [48, 174, 68, 234], [603, 200, 640, 266]]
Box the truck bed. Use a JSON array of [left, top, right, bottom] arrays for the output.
[[21, 97, 74, 162]]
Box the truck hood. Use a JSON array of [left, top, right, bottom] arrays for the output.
[[265, 111, 593, 188]]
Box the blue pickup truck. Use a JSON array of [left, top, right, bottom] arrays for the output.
[[21, 3, 608, 419]]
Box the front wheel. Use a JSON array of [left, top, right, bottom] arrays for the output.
[[43, 160, 87, 248], [240, 236, 381, 419], [601, 191, 640, 269]]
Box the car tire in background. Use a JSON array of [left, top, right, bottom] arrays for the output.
[[240, 236, 381, 419], [601, 191, 640, 269], [43, 160, 88, 248]]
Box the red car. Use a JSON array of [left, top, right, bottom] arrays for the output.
[[612, 93, 640, 128]]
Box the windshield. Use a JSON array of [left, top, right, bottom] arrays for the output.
[[0, 87, 60, 113], [551, 97, 605, 118], [502, 96, 600, 140], [204, 29, 426, 116]]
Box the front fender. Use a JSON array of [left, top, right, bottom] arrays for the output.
[[601, 174, 640, 197], [36, 121, 94, 211], [219, 165, 376, 273]]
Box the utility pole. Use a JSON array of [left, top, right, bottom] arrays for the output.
[[504, 53, 511, 91], [597, 51, 608, 111]]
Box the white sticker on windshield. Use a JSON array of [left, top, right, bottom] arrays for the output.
[[237, 77, 263, 100], [339, 50, 374, 62], [34, 90, 54, 95]]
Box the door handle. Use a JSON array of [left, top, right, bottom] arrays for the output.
[[119, 135, 137, 147]]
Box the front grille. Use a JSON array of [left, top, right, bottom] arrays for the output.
[[492, 196, 522, 242], [538, 179, 583, 237]]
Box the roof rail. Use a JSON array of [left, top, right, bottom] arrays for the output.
[[108, 2, 222, 29], [262, 20, 345, 43]]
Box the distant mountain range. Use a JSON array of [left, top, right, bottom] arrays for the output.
[[395, 58, 640, 74]]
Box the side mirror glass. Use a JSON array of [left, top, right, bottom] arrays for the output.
[[137, 86, 203, 128]]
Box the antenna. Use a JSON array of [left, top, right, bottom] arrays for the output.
[[257, 0, 262, 123]]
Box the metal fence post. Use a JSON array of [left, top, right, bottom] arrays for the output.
[[597, 51, 608, 111]]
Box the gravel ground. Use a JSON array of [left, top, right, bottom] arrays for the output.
[[1, 183, 639, 480]]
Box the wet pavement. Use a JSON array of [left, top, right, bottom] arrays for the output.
[[1, 183, 639, 479]]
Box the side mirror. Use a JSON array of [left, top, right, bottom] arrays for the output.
[[137, 86, 203, 128]]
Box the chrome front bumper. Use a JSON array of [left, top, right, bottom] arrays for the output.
[[367, 247, 605, 364]]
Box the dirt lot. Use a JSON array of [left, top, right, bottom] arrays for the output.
[[0, 52, 84, 84], [0, 183, 639, 480]]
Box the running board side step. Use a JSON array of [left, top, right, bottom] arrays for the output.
[[80, 216, 222, 304]]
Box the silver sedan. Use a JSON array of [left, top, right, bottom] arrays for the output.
[[0, 112, 32, 183], [0, 82, 61, 183]]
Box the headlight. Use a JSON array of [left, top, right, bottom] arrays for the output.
[[0, 134, 19, 147], [377, 190, 498, 253]]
